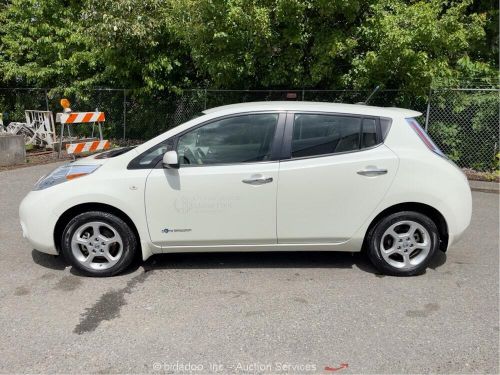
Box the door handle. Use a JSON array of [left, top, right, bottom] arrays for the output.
[[242, 176, 273, 185], [357, 167, 388, 177]]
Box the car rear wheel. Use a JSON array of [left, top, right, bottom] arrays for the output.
[[61, 211, 137, 277], [366, 211, 439, 276]]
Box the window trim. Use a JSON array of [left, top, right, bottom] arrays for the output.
[[127, 111, 286, 169], [281, 111, 383, 161]]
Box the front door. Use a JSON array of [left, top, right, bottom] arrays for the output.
[[145, 112, 283, 247]]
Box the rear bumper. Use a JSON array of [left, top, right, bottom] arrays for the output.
[[19, 191, 59, 255], [443, 177, 472, 249], [446, 201, 471, 248], [448, 176, 472, 248]]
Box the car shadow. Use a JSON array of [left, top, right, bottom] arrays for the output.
[[143, 251, 380, 274], [428, 250, 447, 270], [143, 250, 447, 277], [31, 249, 67, 271], [31, 248, 447, 277]]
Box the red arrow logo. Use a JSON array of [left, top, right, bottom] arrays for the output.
[[324, 363, 348, 372]]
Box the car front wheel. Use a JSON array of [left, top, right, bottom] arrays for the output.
[[61, 211, 137, 277], [366, 211, 440, 276]]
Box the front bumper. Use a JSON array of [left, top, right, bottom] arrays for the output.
[[19, 191, 59, 255]]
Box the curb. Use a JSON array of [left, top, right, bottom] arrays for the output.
[[468, 180, 499, 194]]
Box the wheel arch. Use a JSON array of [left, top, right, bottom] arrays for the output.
[[54, 202, 142, 257], [365, 202, 449, 252]]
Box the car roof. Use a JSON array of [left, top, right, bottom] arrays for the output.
[[202, 101, 421, 118]]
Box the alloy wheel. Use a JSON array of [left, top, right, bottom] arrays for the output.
[[71, 221, 124, 270], [379, 220, 431, 269]]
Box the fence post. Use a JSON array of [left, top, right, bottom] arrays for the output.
[[204, 89, 207, 110], [424, 87, 432, 131], [123, 89, 127, 140], [44, 89, 49, 111]]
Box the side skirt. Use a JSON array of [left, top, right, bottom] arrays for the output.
[[157, 238, 364, 254]]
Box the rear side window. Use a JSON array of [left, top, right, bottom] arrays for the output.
[[292, 114, 361, 157], [291, 114, 382, 158]]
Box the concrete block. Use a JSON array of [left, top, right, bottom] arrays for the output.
[[0, 135, 26, 166]]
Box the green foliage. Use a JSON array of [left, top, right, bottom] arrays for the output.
[[0, 0, 97, 89], [166, 0, 378, 88], [428, 90, 500, 171], [83, 0, 190, 92], [0, 0, 497, 92], [429, 121, 461, 162], [345, 0, 498, 95], [0, 0, 498, 171]]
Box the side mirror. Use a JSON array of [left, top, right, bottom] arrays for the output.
[[162, 151, 179, 169]]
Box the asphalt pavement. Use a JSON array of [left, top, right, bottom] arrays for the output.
[[0, 162, 498, 374]]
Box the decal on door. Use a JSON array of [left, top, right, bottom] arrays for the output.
[[174, 195, 239, 214], [161, 228, 192, 234]]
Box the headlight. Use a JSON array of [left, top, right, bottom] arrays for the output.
[[34, 164, 101, 191]]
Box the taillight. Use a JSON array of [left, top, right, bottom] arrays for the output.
[[407, 118, 446, 157]]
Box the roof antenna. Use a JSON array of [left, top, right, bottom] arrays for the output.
[[359, 85, 380, 105]]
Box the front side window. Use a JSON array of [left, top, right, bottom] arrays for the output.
[[177, 114, 278, 166], [291, 114, 362, 158]]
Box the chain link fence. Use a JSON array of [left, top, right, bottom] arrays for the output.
[[168, 89, 429, 127], [0, 87, 498, 171], [426, 89, 499, 172]]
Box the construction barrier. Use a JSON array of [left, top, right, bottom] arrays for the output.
[[59, 112, 105, 124], [66, 140, 110, 154], [57, 108, 109, 157]]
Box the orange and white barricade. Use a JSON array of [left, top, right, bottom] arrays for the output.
[[65, 140, 110, 154], [56, 103, 110, 158], [59, 111, 105, 125]]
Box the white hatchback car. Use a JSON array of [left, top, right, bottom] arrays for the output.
[[20, 102, 471, 277]]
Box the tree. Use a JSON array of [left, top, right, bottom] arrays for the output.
[[469, 0, 499, 71], [83, 0, 192, 92], [0, 0, 97, 89], [0, 0, 497, 92], [167, 0, 372, 88], [343, 0, 498, 94]]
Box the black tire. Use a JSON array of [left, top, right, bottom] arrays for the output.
[[366, 211, 439, 276], [61, 211, 138, 277]]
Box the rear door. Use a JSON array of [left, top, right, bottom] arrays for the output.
[[277, 112, 398, 244]]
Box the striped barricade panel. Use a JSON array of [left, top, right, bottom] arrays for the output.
[[59, 112, 105, 124], [66, 140, 110, 154]]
